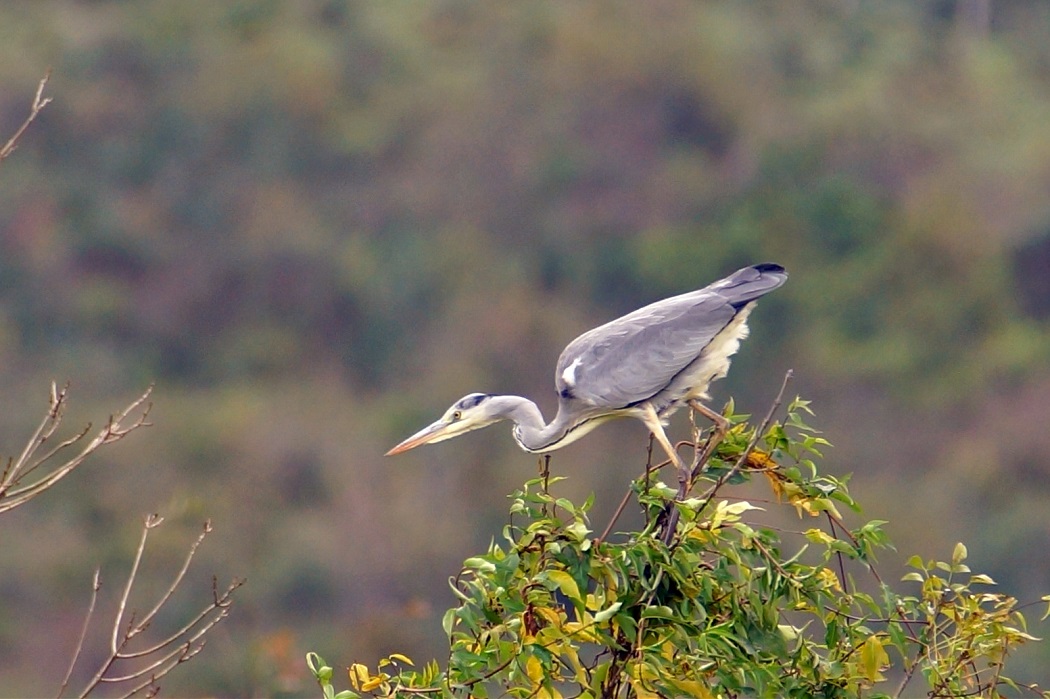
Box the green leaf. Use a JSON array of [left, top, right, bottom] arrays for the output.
[[590, 660, 611, 694], [307, 395, 1050, 697], [306, 652, 327, 677], [442, 607, 456, 637], [592, 601, 623, 624], [556, 497, 576, 514], [565, 520, 591, 541], [640, 605, 678, 621], [463, 557, 496, 573], [804, 528, 835, 545]]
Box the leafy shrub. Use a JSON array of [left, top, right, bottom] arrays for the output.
[[310, 396, 1049, 698]]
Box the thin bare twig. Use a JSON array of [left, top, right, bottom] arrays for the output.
[[598, 437, 659, 542], [120, 573, 239, 661], [111, 514, 164, 655], [598, 487, 633, 543], [57, 569, 102, 699], [0, 385, 153, 515], [0, 70, 52, 163], [64, 515, 243, 699], [654, 370, 793, 546], [694, 370, 793, 514], [0, 382, 68, 499]]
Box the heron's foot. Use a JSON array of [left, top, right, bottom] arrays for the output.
[[689, 399, 730, 436], [660, 504, 680, 545], [675, 460, 690, 499], [658, 458, 690, 545]]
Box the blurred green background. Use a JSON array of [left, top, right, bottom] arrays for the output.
[[1, 1, 1050, 695]]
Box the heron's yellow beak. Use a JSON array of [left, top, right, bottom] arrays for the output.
[[385, 419, 456, 456]]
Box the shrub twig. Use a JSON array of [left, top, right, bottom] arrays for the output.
[[58, 515, 244, 699], [0, 70, 52, 164], [0, 384, 153, 515]]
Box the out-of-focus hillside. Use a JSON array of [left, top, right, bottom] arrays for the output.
[[1, 1, 1049, 695]]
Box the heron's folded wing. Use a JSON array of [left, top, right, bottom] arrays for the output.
[[554, 293, 736, 409]]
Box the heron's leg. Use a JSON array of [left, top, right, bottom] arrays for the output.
[[688, 400, 730, 435], [688, 399, 730, 482], [639, 404, 687, 488], [639, 404, 688, 545]]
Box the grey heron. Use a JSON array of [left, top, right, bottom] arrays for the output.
[[386, 263, 787, 492]]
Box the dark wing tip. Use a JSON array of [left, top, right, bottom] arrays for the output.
[[720, 262, 788, 309], [752, 262, 786, 275]]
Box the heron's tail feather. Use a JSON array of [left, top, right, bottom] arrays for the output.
[[716, 263, 788, 308]]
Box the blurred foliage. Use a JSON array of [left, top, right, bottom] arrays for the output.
[[310, 401, 1049, 698], [1, 0, 1050, 694]]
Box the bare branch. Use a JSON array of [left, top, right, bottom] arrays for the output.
[[102, 641, 195, 683], [3, 383, 236, 696], [0, 385, 153, 515], [62, 516, 242, 699], [57, 569, 102, 699], [0, 70, 52, 164], [9, 424, 93, 494], [111, 514, 164, 655], [120, 577, 243, 660], [114, 643, 194, 699], [130, 520, 212, 638], [0, 382, 68, 499]]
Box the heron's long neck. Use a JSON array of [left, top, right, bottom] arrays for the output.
[[487, 395, 575, 453]]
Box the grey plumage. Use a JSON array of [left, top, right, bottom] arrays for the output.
[[555, 263, 785, 414], [386, 263, 787, 475]]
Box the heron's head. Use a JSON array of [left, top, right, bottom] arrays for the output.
[[385, 393, 499, 456]]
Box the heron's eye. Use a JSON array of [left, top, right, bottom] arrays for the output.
[[452, 411, 462, 421]]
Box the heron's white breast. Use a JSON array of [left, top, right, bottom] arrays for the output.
[[680, 303, 755, 402]]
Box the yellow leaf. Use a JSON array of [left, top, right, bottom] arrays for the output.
[[722, 500, 764, 516], [348, 663, 369, 691], [525, 655, 545, 683], [534, 605, 566, 626], [804, 528, 835, 545], [765, 469, 787, 501], [746, 448, 777, 470], [524, 656, 564, 698], [388, 652, 413, 666], [668, 677, 717, 698], [817, 567, 842, 592], [627, 661, 662, 699], [859, 635, 889, 683], [564, 620, 602, 643], [361, 675, 385, 692], [546, 570, 583, 605], [561, 644, 588, 685]]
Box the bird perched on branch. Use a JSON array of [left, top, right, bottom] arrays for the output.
[[387, 263, 787, 493]]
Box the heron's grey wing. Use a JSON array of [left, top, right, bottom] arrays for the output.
[[555, 292, 736, 409]]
